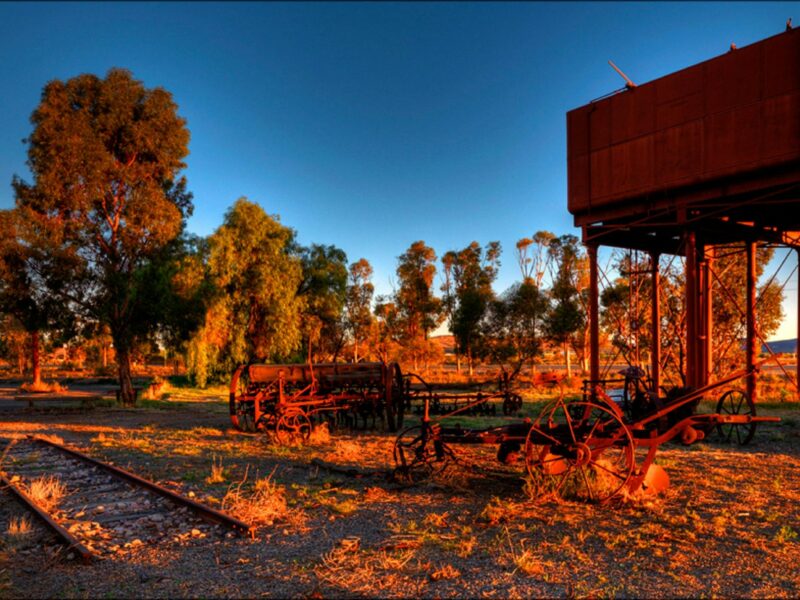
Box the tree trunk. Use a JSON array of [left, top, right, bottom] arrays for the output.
[[30, 330, 42, 386], [116, 342, 135, 406], [467, 347, 474, 377], [564, 339, 572, 378], [456, 353, 461, 375]]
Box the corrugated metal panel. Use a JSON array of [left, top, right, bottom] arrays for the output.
[[567, 27, 800, 218]]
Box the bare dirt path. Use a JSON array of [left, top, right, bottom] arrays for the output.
[[1, 391, 799, 598]]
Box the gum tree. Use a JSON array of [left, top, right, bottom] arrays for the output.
[[13, 68, 193, 404]]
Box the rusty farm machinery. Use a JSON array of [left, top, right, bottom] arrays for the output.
[[229, 359, 779, 502], [229, 362, 406, 442], [228, 361, 528, 442], [392, 366, 780, 502]]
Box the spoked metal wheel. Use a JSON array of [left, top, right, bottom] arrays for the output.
[[230, 365, 257, 432], [392, 425, 452, 484], [525, 400, 635, 503], [274, 409, 312, 445], [716, 389, 757, 445]]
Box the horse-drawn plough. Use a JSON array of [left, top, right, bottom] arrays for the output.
[[392, 366, 780, 502]]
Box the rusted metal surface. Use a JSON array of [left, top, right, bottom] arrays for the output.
[[0, 468, 94, 563], [230, 362, 405, 439], [403, 371, 526, 417], [28, 436, 255, 538]]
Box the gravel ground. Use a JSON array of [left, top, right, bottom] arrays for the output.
[[1, 386, 799, 599]]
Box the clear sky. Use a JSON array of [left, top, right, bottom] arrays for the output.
[[1, 2, 798, 339]]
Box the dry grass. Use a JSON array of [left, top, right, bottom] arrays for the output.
[[205, 454, 226, 484], [308, 422, 331, 445], [315, 540, 417, 595], [142, 378, 170, 400], [6, 516, 32, 537], [18, 381, 67, 393], [500, 527, 551, 577], [25, 476, 65, 512], [221, 468, 302, 527]]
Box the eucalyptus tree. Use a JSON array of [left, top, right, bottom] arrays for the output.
[[544, 235, 585, 377], [480, 281, 549, 382], [441, 241, 501, 375], [394, 241, 443, 371], [201, 198, 304, 373], [13, 69, 193, 404], [345, 258, 375, 362], [298, 244, 348, 362]]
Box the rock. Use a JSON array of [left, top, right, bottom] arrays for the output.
[[150, 514, 164, 522], [191, 528, 202, 537]]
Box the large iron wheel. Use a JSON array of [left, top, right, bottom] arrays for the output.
[[392, 425, 450, 483], [715, 389, 757, 445], [229, 366, 257, 432], [525, 400, 635, 503], [274, 409, 311, 445]]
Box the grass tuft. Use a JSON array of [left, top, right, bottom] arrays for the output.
[[26, 476, 65, 512], [205, 454, 226, 484], [222, 467, 301, 527]]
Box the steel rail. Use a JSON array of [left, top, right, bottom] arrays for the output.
[[28, 435, 256, 538], [0, 470, 94, 564]]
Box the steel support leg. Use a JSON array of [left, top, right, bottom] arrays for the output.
[[685, 232, 697, 389], [650, 251, 661, 396], [589, 244, 599, 385], [746, 242, 758, 403]]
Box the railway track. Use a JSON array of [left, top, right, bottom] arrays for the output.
[[0, 435, 254, 562]]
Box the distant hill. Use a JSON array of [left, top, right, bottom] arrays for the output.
[[762, 339, 796, 354]]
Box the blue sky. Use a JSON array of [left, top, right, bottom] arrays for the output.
[[1, 2, 797, 339]]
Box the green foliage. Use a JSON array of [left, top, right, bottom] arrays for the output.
[[187, 198, 303, 385], [393, 241, 444, 370], [544, 235, 585, 374], [12, 68, 194, 404], [441, 241, 501, 373], [298, 244, 348, 361], [480, 281, 548, 380], [345, 259, 375, 362], [515, 231, 555, 286]]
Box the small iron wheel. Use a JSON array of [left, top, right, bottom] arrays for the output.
[[715, 389, 757, 445], [502, 393, 523, 416], [525, 400, 635, 503], [392, 425, 448, 484], [274, 409, 312, 445]]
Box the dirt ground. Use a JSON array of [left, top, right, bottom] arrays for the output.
[[1, 382, 799, 599]]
